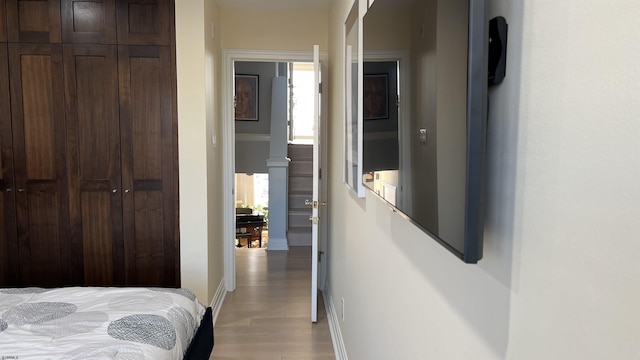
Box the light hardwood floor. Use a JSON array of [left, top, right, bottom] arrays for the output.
[[211, 246, 335, 360]]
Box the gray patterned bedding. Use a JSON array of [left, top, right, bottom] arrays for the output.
[[0, 287, 207, 359]]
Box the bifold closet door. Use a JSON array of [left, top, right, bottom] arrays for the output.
[[61, 0, 116, 44], [64, 44, 124, 286], [6, 0, 62, 43], [8, 43, 72, 286], [118, 45, 178, 287], [116, 0, 172, 45], [0, 0, 7, 42], [0, 44, 19, 286]]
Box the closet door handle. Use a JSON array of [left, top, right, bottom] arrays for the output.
[[4, 188, 12, 192], [112, 189, 118, 193], [17, 188, 25, 193], [124, 189, 130, 194]]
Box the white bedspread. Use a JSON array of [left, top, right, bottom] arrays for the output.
[[0, 287, 206, 359]]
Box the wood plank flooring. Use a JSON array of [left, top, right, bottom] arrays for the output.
[[211, 246, 335, 360]]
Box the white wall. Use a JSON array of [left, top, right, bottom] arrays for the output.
[[327, 0, 640, 359]]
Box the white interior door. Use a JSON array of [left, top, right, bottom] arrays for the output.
[[311, 44, 323, 323]]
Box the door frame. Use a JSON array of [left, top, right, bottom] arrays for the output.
[[222, 49, 328, 292]]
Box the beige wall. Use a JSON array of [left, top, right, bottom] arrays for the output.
[[327, 0, 640, 359], [204, 0, 225, 304], [502, 0, 640, 358], [220, 7, 329, 51], [175, 0, 225, 304]]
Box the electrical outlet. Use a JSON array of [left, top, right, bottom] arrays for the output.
[[341, 297, 345, 321]]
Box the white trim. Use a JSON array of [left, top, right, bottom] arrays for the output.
[[235, 133, 271, 142], [209, 277, 227, 325], [343, 0, 366, 198], [222, 49, 237, 292], [324, 286, 348, 360], [224, 49, 327, 62], [223, 49, 328, 292]]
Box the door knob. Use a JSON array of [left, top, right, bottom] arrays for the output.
[[4, 188, 12, 192], [17, 188, 24, 193], [112, 189, 118, 193], [124, 189, 130, 194]]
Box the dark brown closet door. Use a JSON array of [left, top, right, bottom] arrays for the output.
[[61, 0, 116, 44], [0, 0, 7, 42], [6, 0, 62, 43], [0, 44, 19, 286], [118, 45, 177, 287], [8, 43, 71, 286], [64, 44, 123, 286], [116, 0, 172, 46]]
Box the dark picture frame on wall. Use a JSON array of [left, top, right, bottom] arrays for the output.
[[235, 74, 259, 121], [364, 74, 389, 120]]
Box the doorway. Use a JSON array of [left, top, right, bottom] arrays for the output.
[[222, 50, 328, 293]]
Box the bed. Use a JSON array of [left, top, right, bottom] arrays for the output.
[[0, 287, 213, 359]]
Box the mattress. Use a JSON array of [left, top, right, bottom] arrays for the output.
[[0, 287, 207, 359]]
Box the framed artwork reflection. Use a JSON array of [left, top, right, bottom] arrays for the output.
[[364, 74, 389, 120], [235, 74, 259, 121]]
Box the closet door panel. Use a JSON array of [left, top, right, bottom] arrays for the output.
[[8, 43, 71, 286], [21, 187, 66, 285], [79, 191, 119, 285], [64, 44, 123, 286], [0, 44, 18, 286], [116, 0, 172, 45], [119, 45, 176, 286], [0, 0, 7, 42], [61, 0, 116, 44], [6, 0, 62, 43]]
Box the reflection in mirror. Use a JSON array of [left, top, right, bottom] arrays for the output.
[[362, 0, 488, 263], [343, 0, 364, 196]]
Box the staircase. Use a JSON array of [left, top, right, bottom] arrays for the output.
[[287, 144, 313, 246]]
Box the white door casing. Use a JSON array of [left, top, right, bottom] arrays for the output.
[[222, 50, 329, 301]]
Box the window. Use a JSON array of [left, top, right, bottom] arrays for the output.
[[288, 62, 315, 144]]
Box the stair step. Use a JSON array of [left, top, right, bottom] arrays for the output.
[[288, 230, 311, 246], [289, 160, 313, 177], [289, 176, 312, 193], [288, 226, 312, 233], [289, 212, 313, 228], [288, 144, 313, 161], [289, 194, 313, 210], [287, 144, 313, 243], [288, 209, 312, 216]]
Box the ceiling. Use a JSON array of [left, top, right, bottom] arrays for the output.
[[216, 0, 334, 11]]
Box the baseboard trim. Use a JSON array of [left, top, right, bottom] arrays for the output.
[[324, 285, 348, 360], [209, 277, 227, 325]]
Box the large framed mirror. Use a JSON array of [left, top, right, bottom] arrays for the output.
[[343, 0, 365, 197]]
